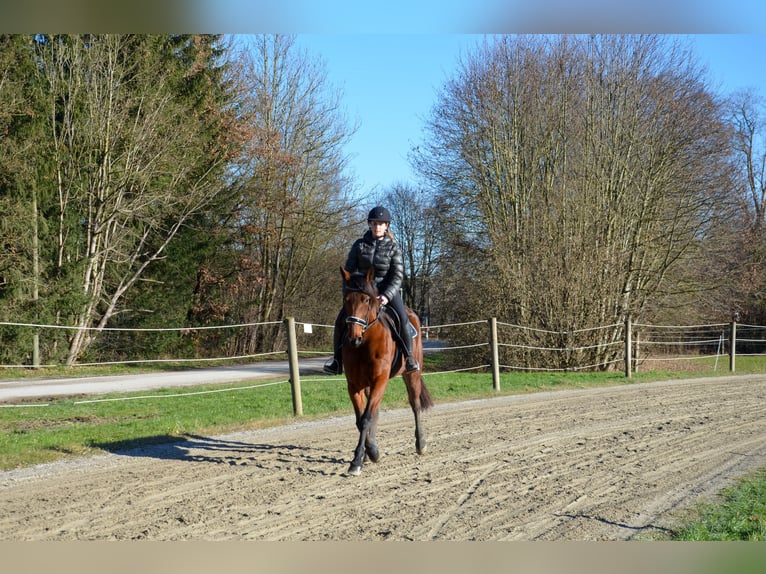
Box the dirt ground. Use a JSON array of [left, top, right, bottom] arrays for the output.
[[2, 374, 766, 541]]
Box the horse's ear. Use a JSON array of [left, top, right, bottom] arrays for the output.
[[341, 267, 351, 282], [365, 266, 375, 284]]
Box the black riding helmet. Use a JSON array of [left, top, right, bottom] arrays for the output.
[[367, 206, 391, 223]]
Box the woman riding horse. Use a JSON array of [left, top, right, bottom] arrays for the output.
[[324, 206, 420, 376], [339, 266, 431, 475]]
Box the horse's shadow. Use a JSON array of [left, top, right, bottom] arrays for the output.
[[94, 434, 348, 476]]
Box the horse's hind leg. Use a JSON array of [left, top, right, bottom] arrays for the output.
[[404, 372, 429, 455], [413, 408, 426, 455]]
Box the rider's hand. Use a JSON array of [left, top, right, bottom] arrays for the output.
[[378, 295, 389, 306]]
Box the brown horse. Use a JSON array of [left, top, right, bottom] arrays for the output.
[[340, 267, 434, 475]]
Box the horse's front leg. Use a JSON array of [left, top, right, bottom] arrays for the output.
[[349, 406, 371, 475], [348, 388, 368, 475], [350, 404, 380, 473], [348, 378, 387, 475], [365, 408, 380, 463]]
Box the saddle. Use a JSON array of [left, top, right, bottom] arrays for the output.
[[380, 305, 419, 341]]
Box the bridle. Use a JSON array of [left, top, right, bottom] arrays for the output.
[[344, 284, 382, 335]]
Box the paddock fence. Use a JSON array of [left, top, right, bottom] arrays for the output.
[[1, 318, 764, 413]]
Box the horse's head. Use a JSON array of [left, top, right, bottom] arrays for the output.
[[341, 266, 380, 348]]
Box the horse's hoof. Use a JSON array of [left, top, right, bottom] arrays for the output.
[[416, 443, 427, 455], [347, 464, 362, 476], [366, 448, 380, 463]]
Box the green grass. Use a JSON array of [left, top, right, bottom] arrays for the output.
[[0, 378, 335, 470], [666, 467, 766, 541]]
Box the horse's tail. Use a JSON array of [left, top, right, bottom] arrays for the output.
[[418, 378, 435, 411]]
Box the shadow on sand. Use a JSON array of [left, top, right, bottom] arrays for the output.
[[94, 433, 349, 476]]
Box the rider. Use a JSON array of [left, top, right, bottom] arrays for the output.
[[323, 206, 420, 375]]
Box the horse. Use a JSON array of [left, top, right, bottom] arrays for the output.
[[339, 266, 434, 476]]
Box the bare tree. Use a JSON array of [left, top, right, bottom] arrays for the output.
[[210, 34, 356, 354], [415, 35, 734, 369], [726, 89, 766, 322], [730, 89, 766, 229], [382, 182, 440, 320]]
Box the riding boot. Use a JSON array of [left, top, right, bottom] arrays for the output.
[[400, 320, 420, 373], [323, 311, 345, 375]]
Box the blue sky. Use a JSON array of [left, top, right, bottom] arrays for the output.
[[295, 34, 473, 198], [295, 34, 766, 199]]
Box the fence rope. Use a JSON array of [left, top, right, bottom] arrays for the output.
[[1, 317, 763, 410], [427, 320, 486, 329], [640, 339, 722, 347], [639, 353, 726, 361], [498, 341, 622, 352], [296, 322, 334, 329], [499, 357, 623, 372], [633, 322, 729, 329], [435, 343, 488, 351], [0, 350, 288, 369], [496, 321, 621, 334], [0, 320, 282, 332]]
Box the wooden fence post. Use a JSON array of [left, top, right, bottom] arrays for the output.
[[285, 317, 303, 416], [624, 317, 632, 378], [729, 321, 737, 373], [489, 317, 500, 391], [633, 327, 639, 374]]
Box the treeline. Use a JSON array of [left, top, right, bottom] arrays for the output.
[[0, 34, 357, 365], [0, 34, 764, 370], [403, 36, 764, 371]]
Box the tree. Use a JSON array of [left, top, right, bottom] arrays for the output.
[[726, 89, 766, 322], [415, 35, 734, 369], [0, 35, 45, 364], [28, 34, 236, 364], [192, 34, 356, 355], [382, 182, 440, 322]]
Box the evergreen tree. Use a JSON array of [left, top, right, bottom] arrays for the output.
[[0, 34, 238, 365]]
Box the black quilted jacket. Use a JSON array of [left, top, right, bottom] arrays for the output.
[[344, 230, 404, 302]]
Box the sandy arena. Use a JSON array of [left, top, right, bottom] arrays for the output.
[[2, 375, 766, 541]]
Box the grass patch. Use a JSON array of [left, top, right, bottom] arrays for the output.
[[665, 468, 766, 541]]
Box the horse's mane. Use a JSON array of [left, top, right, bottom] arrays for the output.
[[346, 271, 378, 299]]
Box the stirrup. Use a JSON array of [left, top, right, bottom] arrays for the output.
[[323, 358, 342, 375], [405, 356, 420, 373]]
